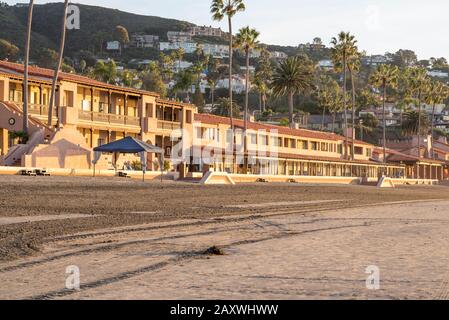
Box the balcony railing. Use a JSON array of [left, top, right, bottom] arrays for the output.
[[157, 120, 181, 131], [78, 110, 140, 127], [11, 102, 57, 117]]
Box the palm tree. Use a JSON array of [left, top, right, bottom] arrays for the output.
[[235, 27, 259, 130], [271, 56, 315, 129], [316, 75, 339, 131], [255, 47, 273, 112], [424, 81, 449, 158], [402, 111, 430, 137], [331, 32, 357, 159], [347, 51, 361, 159], [22, 0, 34, 137], [48, 0, 69, 127], [370, 64, 399, 166], [211, 0, 246, 129], [409, 67, 430, 159]]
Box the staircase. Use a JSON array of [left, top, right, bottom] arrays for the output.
[[0, 101, 55, 167]]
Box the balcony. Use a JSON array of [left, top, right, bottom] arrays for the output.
[[157, 120, 181, 131], [78, 110, 140, 127], [11, 102, 57, 117]]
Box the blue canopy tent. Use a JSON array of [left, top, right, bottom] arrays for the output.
[[93, 136, 164, 182]]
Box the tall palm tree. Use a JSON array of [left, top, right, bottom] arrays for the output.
[[271, 56, 315, 129], [22, 0, 35, 137], [409, 67, 430, 159], [347, 51, 361, 159], [211, 0, 246, 129], [235, 26, 259, 173], [370, 64, 399, 166], [48, 0, 70, 127], [235, 26, 260, 132], [424, 81, 449, 158], [331, 32, 357, 160]]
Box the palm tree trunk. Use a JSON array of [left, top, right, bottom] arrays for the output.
[[211, 84, 215, 108], [22, 0, 34, 137], [350, 69, 356, 160], [342, 52, 348, 160], [417, 92, 422, 159], [332, 112, 336, 132], [244, 49, 250, 131], [227, 15, 234, 129], [431, 103, 436, 159], [382, 82, 387, 167], [321, 106, 326, 131], [288, 91, 294, 129], [48, 0, 69, 127]]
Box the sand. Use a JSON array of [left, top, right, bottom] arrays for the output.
[[1, 175, 449, 299]]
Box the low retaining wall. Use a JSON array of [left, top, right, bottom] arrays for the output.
[[230, 174, 363, 185]]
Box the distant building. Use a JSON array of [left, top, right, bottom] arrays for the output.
[[270, 51, 288, 60], [200, 43, 230, 59], [106, 41, 121, 51], [129, 34, 159, 48], [318, 59, 334, 70], [159, 41, 198, 54], [167, 31, 192, 42], [427, 70, 449, 79], [362, 55, 391, 66], [189, 26, 225, 38]]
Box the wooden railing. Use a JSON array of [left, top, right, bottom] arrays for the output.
[[157, 120, 181, 131], [78, 110, 140, 127]]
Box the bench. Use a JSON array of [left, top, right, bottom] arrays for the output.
[[118, 171, 131, 178]]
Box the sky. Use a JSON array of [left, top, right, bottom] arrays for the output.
[[5, 0, 449, 60]]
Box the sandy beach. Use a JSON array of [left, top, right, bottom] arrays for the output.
[[0, 175, 448, 299]]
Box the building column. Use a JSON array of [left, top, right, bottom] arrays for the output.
[[0, 128, 8, 156]]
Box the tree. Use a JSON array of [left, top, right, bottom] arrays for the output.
[[388, 49, 418, 68], [271, 56, 316, 129], [120, 69, 141, 89], [48, 0, 70, 127], [211, 0, 246, 130], [235, 26, 259, 131], [114, 25, 129, 55], [424, 80, 449, 158], [254, 47, 273, 112], [402, 111, 430, 137], [79, 59, 87, 74], [206, 58, 223, 108], [0, 39, 19, 60], [93, 60, 118, 84], [173, 69, 195, 102], [316, 75, 340, 130], [140, 62, 167, 97], [22, 0, 34, 136], [331, 31, 358, 159], [370, 64, 399, 166], [213, 97, 240, 117], [409, 67, 430, 159]]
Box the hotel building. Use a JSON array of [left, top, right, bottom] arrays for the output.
[[0, 61, 447, 181]]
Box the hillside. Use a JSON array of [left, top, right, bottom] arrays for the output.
[[0, 2, 193, 57]]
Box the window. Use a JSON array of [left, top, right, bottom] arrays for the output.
[[321, 143, 328, 152], [196, 127, 202, 139], [366, 148, 372, 157], [337, 144, 343, 154], [300, 140, 309, 150], [186, 110, 192, 124], [270, 136, 280, 147], [355, 147, 363, 155], [259, 135, 268, 145], [226, 129, 233, 143], [311, 141, 318, 151], [250, 133, 257, 144]]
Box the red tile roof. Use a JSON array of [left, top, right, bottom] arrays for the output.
[[194, 113, 372, 146], [0, 60, 159, 97]]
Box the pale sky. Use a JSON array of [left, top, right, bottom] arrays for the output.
[[5, 0, 449, 60]]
